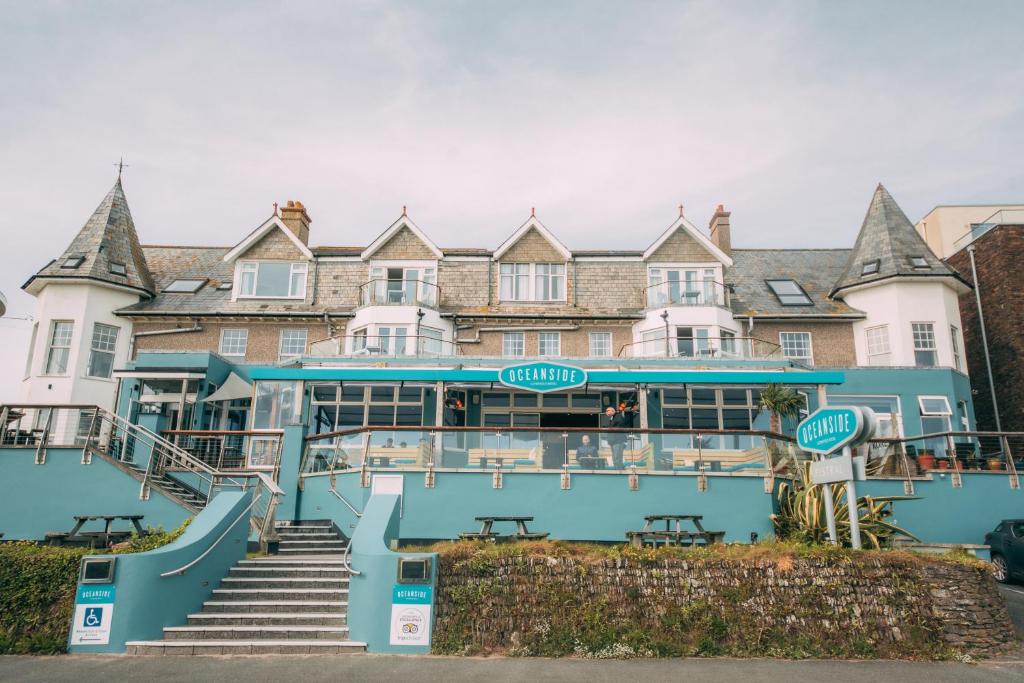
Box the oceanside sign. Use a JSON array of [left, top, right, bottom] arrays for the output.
[[797, 406, 872, 455], [499, 362, 587, 394]]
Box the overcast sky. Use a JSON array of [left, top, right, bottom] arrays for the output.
[[1, 1, 1022, 400]]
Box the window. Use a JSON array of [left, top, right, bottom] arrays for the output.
[[352, 328, 368, 352], [765, 279, 812, 306], [309, 383, 427, 432], [918, 396, 952, 436], [419, 327, 444, 355], [279, 329, 308, 360], [721, 329, 737, 356], [908, 255, 930, 269], [237, 261, 307, 299], [861, 260, 880, 276], [912, 322, 937, 367], [367, 265, 436, 305], [589, 332, 612, 357], [62, 255, 84, 269], [44, 321, 74, 375], [499, 263, 565, 301], [253, 381, 301, 429], [950, 325, 962, 371], [779, 332, 813, 364], [109, 262, 127, 276], [503, 332, 525, 357], [163, 278, 207, 293], [377, 326, 408, 355], [220, 329, 248, 357], [675, 327, 710, 357], [86, 323, 119, 379], [865, 325, 891, 366], [648, 267, 721, 306], [538, 331, 561, 357]]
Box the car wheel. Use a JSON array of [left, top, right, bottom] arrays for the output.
[[992, 553, 1010, 583]]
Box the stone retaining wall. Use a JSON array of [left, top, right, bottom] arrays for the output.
[[433, 551, 1014, 658]]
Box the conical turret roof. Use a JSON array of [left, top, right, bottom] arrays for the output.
[[25, 178, 154, 296], [832, 184, 964, 296]]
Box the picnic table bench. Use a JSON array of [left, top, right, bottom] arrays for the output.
[[626, 514, 725, 548], [460, 516, 549, 541], [46, 515, 146, 548]]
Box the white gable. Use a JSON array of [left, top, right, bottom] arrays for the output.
[[222, 215, 314, 262], [361, 214, 443, 260], [493, 216, 572, 261], [642, 215, 733, 266]]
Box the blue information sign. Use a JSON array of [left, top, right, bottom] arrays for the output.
[[499, 362, 587, 394], [797, 406, 865, 455]]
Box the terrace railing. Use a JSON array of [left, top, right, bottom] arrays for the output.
[[161, 429, 284, 475], [359, 278, 440, 308], [308, 333, 459, 358], [618, 335, 784, 361], [643, 279, 729, 309]]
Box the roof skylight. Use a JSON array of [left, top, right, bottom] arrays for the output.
[[908, 255, 930, 269], [765, 279, 813, 306], [861, 260, 880, 276], [109, 262, 127, 276], [163, 278, 207, 294], [61, 255, 85, 269]]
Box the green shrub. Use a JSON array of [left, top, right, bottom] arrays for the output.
[[112, 518, 191, 555]]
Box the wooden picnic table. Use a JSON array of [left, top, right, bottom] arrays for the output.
[[46, 515, 146, 548], [460, 515, 549, 541], [627, 514, 725, 548]]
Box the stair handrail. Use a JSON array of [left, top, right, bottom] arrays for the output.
[[160, 496, 257, 577], [328, 486, 363, 518], [342, 535, 361, 576], [251, 472, 285, 547]]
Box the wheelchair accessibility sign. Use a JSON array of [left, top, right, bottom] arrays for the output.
[[70, 586, 115, 645]]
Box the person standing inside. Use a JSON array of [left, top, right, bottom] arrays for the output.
[[603, 406, 629, 468]]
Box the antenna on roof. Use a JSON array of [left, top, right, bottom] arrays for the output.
[[114, 157, 129, 180]]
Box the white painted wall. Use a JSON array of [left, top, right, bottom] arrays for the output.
[[346, 304, 453, 355], [632, 305, 737, 343], [844, 279, 966, 372], [19, 283, 139, 410]]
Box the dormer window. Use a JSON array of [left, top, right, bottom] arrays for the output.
[[109, 262, 127, 276], [237, 261, 307, 299], [499, 263, 565, 302], [62, 255, 85, 269], [765, 279, 812, 306], [861, 260, 880, 276], [163, 278, 207, 294], [908, 255, 930, 269]]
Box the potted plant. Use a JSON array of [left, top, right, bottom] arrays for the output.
[[937, 458, 950, 470], [758, 383, 805, 434], [987, 456, 1005, 471], [916, 449, 936, 471]]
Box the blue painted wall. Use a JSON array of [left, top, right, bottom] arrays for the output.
[[67, 489, 251, 653], [0, 447, 192, 540]]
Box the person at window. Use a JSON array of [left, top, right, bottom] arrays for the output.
[[382, 438, 395, 449], [575, 434, 602, 470], [603, 406, 630, 468]]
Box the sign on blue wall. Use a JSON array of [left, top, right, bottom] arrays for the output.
[[797, 406, 870, 455], [499, 362, 587, 393]]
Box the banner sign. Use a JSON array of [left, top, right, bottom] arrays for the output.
[[69, 585, 115, 645], [389, 585, 433, 646], [498, 362, 587, 394], [797, 406, 869, 455]]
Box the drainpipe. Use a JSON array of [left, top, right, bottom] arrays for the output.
[[968, 244, 1002, 431], [661, 310, 670, 357]]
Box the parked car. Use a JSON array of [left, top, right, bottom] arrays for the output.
[[984, 520, 1024, 583]]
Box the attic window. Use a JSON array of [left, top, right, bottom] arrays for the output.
[[163, 278, 207, 294], [109, 262, 127, 276], [216, 282, 233, 291], [861, 260, 880, 276], [765, 279, 813, 306], [908, 255, 930, 269], [61, 255, 85, 269]]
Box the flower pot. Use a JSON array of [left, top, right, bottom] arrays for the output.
[[917, 454, 936, 471], [937, 459, 950, 470], [987, 457, 1004, 472]]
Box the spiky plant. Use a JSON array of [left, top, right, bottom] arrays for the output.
[[758, 383, 805, 434], [771, 462, 919, 549]]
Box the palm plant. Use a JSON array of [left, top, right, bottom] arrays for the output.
[[758, 383, 804, 434], [771, 462, 919, 549]]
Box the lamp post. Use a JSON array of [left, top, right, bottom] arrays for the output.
[[967, 245, 1002, 431]]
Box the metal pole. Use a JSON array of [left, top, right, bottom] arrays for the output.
[[844, 445, 862, 549], [968, 245, 1002, 431], [816, 453, 839, 545]]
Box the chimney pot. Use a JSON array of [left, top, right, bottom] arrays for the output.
[[708, 204, 732, 256], [279, 199, 312, 245]]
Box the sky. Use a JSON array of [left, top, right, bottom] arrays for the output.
[[0, 0, 1022, 400]]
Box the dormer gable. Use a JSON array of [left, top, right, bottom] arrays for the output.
[[493, 215, 572, 262], [362, 213, 442, 261], [222, 214, 314, 263], [643, 213, 733, 266]]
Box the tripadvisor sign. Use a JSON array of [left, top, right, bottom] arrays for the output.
[[499, 361, 587, 394]]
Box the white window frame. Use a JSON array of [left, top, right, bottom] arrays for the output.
[[647, 264, 722, 306], [86, 323, 119, 379], [368, 262, 437, 305], [279, 328, 308, 360], [918, 395, 952, 435], [779, 331, 813, 364], [911, 322, 937, 367], [538, 331, 561, 357], [44, 320, 74, 376], [950, 325, 962, 372], [235, 261, 308, 300], [498, 263, 566, 302], [219, 328, 249, 357], [502, 331, 525, 357], [865, 325, 891, 366], [589, 332, 612, 358]]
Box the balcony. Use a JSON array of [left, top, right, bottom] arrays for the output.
[[310, 333, 459, 358], [644, 279, 729, 309], [619, 335, 783, 361], [359, 278, 439, 308]]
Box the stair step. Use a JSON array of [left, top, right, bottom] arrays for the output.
[[187, 613, 346, 626], [126, 639, 367, 655], [164, 625, 349, 641], [276, 547, 345, 555], [210, 589, 348, 602], [238, 558, 347, 566], [229, 567, 349, 578], [201, 601, 347, 613], [220, 577, 349, 589]]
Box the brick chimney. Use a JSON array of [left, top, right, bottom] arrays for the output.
[[708, 204, 731, 256], [279, 200, 311, 244]]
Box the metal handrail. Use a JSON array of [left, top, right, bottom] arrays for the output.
[[329, 486, 363, 517], [342, 536, 361, 576], [305, 425, 800, 443], [160, 497, 256, 577], [358, 277, 440, 307], [616, 335, 783, 360], [643, 278, 729, 308]]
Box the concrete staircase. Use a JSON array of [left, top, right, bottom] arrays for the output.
[[127, 521, 366, 655]]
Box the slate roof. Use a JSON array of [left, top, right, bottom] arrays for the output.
[[832, 184, 965, 295], [728, 249, 863, 318], [26, 179, 155, 295]]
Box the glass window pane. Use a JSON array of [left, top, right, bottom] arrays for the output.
[[367, 405, 396, 425], [722, 389, 749, 406], [398, 387, 422, 403], [396, 405, 422, 426], [662, 388, 688, 405], [341, 384, 366, 402], [371, 386, 395, 403], [312, 405, 338, 434], [482, 392, 510, 407], [254, 262, 291, 296], [722, 409, 751, 430], [513, 393, 538, 407], [484, 413, 511, 428], [691, 408, 719, 429], [338, 405, 364, 427], [691, 388, 716, 405], [543, 394, 568, 408], [663, 408, 690, 429], [571, 393, 601, 409], [312, 384, 338, 402]]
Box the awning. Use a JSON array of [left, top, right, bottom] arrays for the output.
[[203, 372, 252, 402]]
